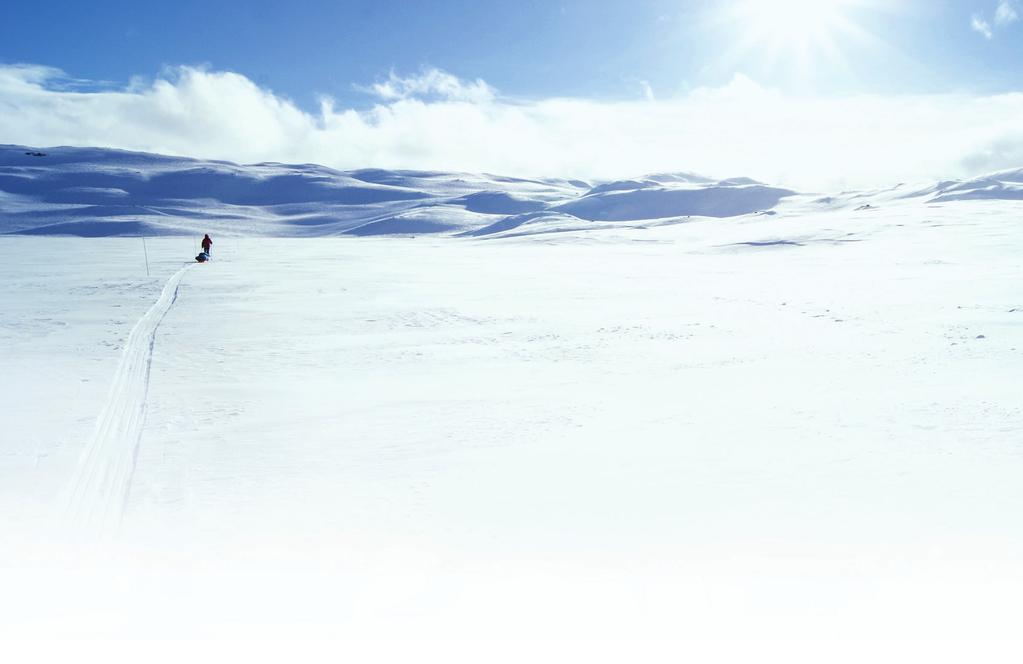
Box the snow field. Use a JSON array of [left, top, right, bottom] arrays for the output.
[[1, 200, 1022, 658]]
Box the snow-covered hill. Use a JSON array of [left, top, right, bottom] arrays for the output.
[[0, 145, 586, 237], [0, 144, 860, 238], [5, 144, 1022, 239]]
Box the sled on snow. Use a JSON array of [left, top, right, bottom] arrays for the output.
[[195, 251, 211, 262]]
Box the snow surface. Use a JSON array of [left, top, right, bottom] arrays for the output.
[[2, 146, 1023, 661]]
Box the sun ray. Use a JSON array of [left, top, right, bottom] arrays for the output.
[[709, 0, 885, 84]]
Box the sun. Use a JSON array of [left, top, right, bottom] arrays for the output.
[[723, 0, 870, 75], [736, 0, 853, 40]]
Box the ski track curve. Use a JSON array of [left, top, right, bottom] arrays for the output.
[[65, 264, 190, 537]]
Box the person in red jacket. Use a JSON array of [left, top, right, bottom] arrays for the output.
[[201, 234, 213, 256]]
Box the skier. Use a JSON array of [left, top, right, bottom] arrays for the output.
[[201, 234, 213, 257]]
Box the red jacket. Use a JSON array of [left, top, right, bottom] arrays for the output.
[[201, 235, 212, 251]]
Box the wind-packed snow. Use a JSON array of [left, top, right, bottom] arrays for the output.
[[2, 146, 1023, 661]]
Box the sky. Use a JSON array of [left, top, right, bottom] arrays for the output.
[[1, 0, 1022, 189]]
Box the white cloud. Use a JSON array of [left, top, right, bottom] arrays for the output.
[[995, 0, 1019, 26], [638, 79, 654, 101], [361, 68, 495, 103], [974, 1, 1018, 37], [2, 64, 1023, 191], [639, 80, 655, 102], [972, 14, 994, 38]]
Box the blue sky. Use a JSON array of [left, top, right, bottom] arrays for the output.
[[1, 0, 1022, 188], [2, 0, 1021, 108]]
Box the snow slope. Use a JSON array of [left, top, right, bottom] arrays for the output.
[[553, 182, 795, 220], [0, 145, 589, 237]]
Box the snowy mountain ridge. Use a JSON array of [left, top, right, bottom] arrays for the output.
[[1, 144, 1021, 238]]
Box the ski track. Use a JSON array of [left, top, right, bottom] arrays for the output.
[[65, 264, 190, 537]]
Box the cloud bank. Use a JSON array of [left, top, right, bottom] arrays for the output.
[[2, 64, 1023, 190]]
